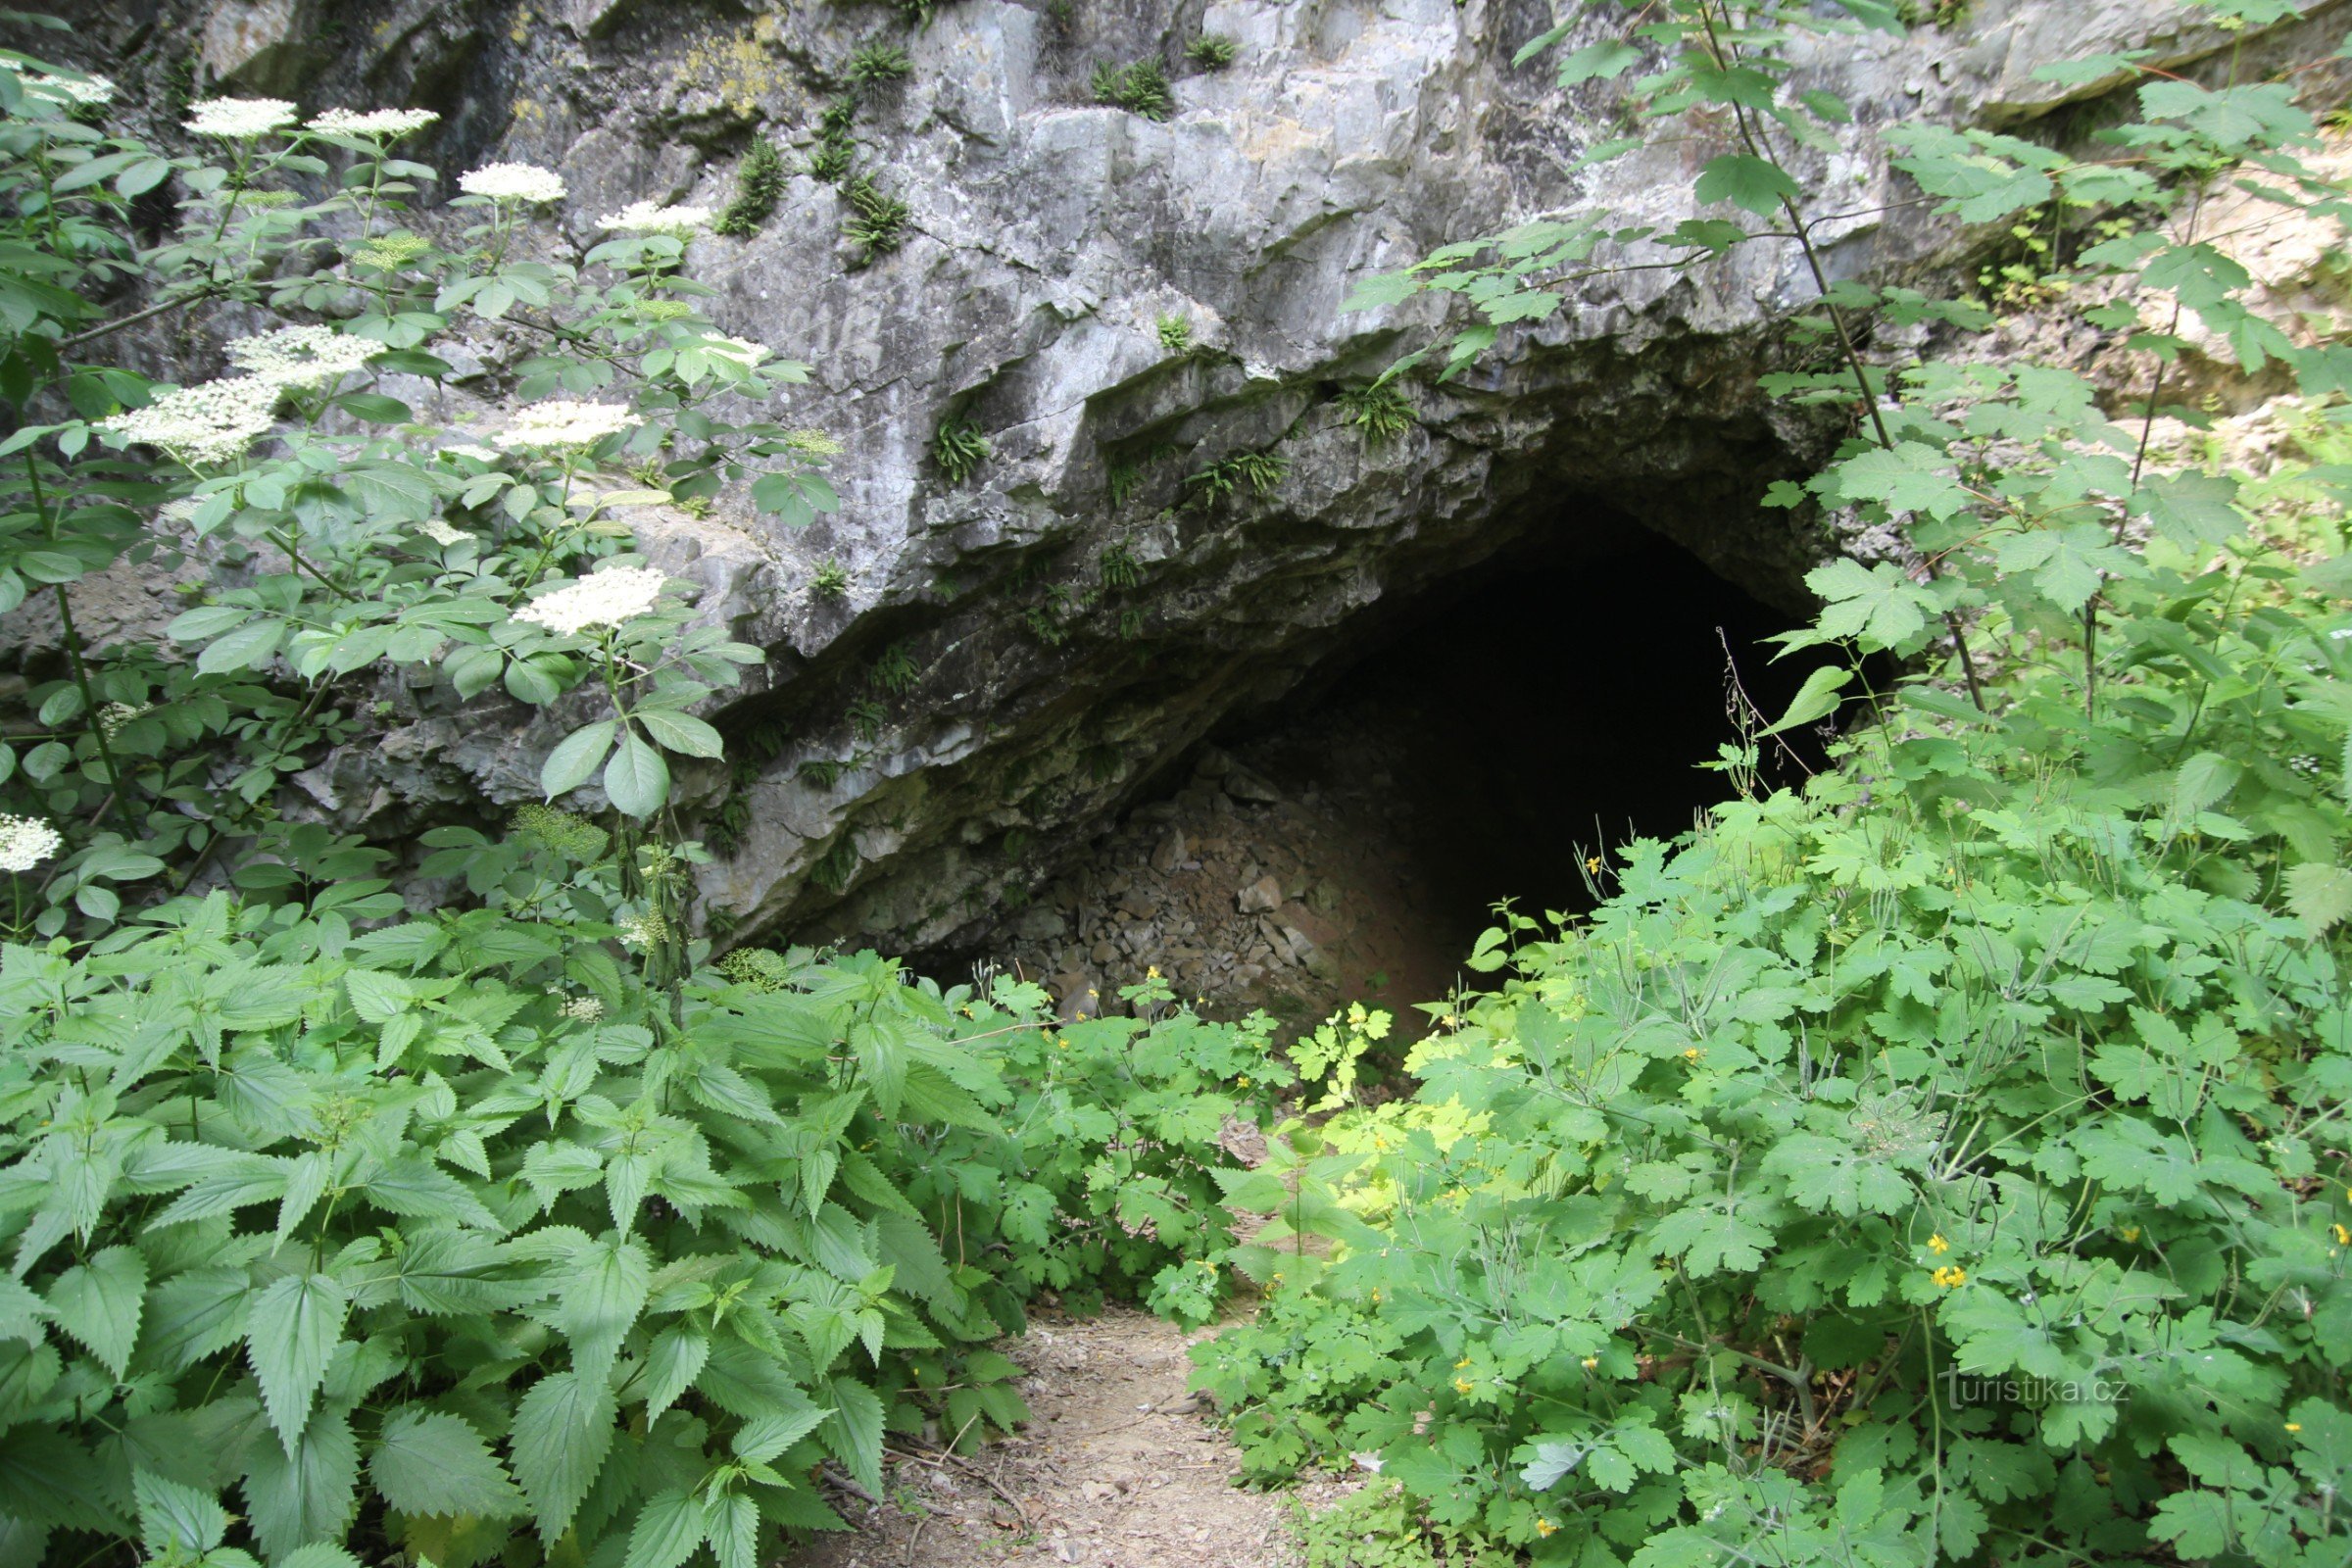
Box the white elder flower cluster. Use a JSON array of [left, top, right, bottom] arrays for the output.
[[0, 815, 61, 874], [306, 107, 439, 137], [96, 702, 153, 737], [494, 400, 642, 451], [418, 519, 469, 546], [514, 566, 670, 637], [597, 201, 712, 238], [616, 909, 670, 950], [704, 335, 771, 368], [225, 325, 380, 389], [0, 60, 113, 106], [101, 376, 282, 467], [184, 97, 296, 139], [558, 996, 605, 1023], [460, 162, 566, 204]]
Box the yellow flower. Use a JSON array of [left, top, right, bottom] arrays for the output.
[[2289, 1422, 2304, 1433], [1237, 1075, 1250, 1088], [1536, 1520, 1557, 1539], [1932, 1265, 1968, 1289], [1928, 1234, 1950, 1255], [1147, 965, 1161, 979], [1581, 1356, 1598, 1370], [1585, 857, 1602, 876], [2335, 1224, 2349, 1247], [1452, 1377, 1474, 1395], [1370, 1289, 1381, 1302], [1682, 1047, 1703, 1061], [1455, 1358, 1472, 1370]]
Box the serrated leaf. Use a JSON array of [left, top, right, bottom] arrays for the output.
[[642, 1327, 709, 1422], [133, 1471, 227, 1555], [369, 1408, 525, 1520], [623, 1489, 709, 1568], [559, 1235, 651, 1392], [1693, 154, 1800, 217], [44, 1245, 143, 1379], [511, 1370, 617, 1542], [632, 708, 723, 760], [240, 1404, 359, 1560], [2286, 863, 2352, 935], [246, 1273, 347, 1453]]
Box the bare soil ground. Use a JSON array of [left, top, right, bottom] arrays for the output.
[[787, 1306, 1333, 1568]]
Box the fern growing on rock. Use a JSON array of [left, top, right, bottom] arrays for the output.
[[1093, 59, 1172, 121], [1185, 32, 1238, 70], [840, 172, 909, 264], [933, 416, 992, 483], [713, 135, 787, 237]]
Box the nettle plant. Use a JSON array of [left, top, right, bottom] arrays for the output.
[[1201, 0, 2352, 1563], [0, 44, 1265, 1568]]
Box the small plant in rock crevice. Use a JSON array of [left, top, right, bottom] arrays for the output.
[[848, 42, 914, 90], [1093, 58, 1172, 120], [933, 416, 992, 483], [811, 556, 853, 599], [1100, 538, 1143, 590], [808, 96, 858, 183], [811, 834, 861, 892], [1156, 313, 1193, 353], [1336, 380, 1415, 444], [797, 756, 847, 789], [1185, 33, 1239, 71], [869, 640, 919, 695], [840, 172, 909, 264], [713, 134, 787, 237], [848, 696, 888, 742], [1187, 448, 1288, 504]]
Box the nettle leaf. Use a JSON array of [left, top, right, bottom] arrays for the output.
[[241, 1405, 360, 1560], [132, 1471, 227, 1556], [511, 1370, 617, 1542], [623, 1489, 710, 1568], [1692, 154, 1800, 217], [2284, 863, 2352, 935], [369, 1408, 525, 1520], [44, 1245, 143, 1379], [559, 1235, 652, 1392], [643, 1327, 709, 1423], [247, 1273, 348, 1452]]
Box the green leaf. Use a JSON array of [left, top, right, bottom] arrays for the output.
[[2135, 471, 2244, 550], [196, 618, 283, 675], [44, 1245, 143, 1379], [632, 708, 724, 760], [1693, 154, 1800, 217], [624, 1489, 709, 1568], [1760, 665, 1850, 738], [1804, 558, 1937, 651], [369, 1408, 525, 1520], [2285, 863, 2352, 935], [1550, 40, 1642, 85], [603, 731, 670, 818], [708, 1493, 758, 1568], [240, 1405, 360, 1561], [246, 1273, 347, 1453], [133, 1472, 227, 1556], [558, 1235, 651, 1391], [642, 1327, 709, 1422], [333, 392, 411, 424], [511, 1370, 617, 1542], [541, 719, 616, 801]]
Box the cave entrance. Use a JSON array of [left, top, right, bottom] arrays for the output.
[[966, 514, 1840, 1036], [1182, 520, 1838, 1025]]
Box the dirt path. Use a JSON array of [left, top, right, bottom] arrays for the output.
[[787, 1306, 1317, 1568]]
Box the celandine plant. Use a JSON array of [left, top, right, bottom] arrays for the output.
[[1194, 1, 2352, 1564], [0, 37, 1283, 1568]]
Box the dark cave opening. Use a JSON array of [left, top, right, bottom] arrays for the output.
[[1216, 517, 1842, 959], [922, 508, 1851, 1029]]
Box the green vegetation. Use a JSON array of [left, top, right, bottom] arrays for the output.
[[1092, 59, 1172, 121], [1187, 448, 1288, 503], [811, 556, 853, 599], [1336, 380, 1414, 443], [808, 97, 858, 183], [713, 134, 787, 237], [1100, 539, 1143, 590], [0, 57, 1272, 1568], [1185, 32, 1239, 71], [869, 640, 919, 694], [840, 172, 910, 265], [932, 415, 992, 483], [1156, 312, 1193, 353], [1183, 1, 2352, 1562], [847, 41, 913, 90]]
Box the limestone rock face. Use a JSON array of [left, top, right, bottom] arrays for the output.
[[35, 0, 2348, 955]]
